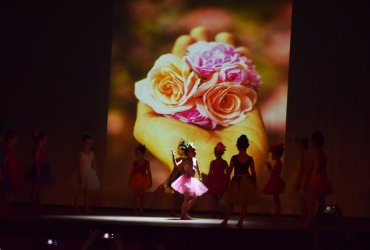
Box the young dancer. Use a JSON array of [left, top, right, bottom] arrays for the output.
[[0, 125, 11, 214], [74, 133, 101, 213], [24, 130, 52, 211], [1, 130, 22, 213], [171, 141, 208, 220], [128, 144, 152, 215], [306, 131, 333, 226], [207, 142, 228, 218], [293, 136, 312, 225], [220, 134, 258, 227], [262, 143, 286, 221], [168, 139, 186, 216]]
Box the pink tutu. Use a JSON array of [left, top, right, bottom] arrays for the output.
[[171, 174, 208, 197]]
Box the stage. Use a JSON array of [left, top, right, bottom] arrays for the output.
[[0, 206, 369, 250]]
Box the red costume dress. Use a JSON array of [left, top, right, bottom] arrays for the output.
[[24, 149, 52, 186], [207, 158, 227, 196], [262, 160, 286, 195], [4, 148, 22, 192], [128, 160, 151, 190]]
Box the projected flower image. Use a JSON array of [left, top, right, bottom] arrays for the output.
[[133, 26, 268, 183], [135, 40, 261, 129], [107, 0, 292, 197]]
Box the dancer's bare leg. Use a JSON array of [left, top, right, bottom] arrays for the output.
[[221, 205, 233, 226], [236, 204, 248, 228], [181, 195, 191, 220]]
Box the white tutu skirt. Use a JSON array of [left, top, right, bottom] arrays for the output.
[[80, 168, 100, 191], [171, 174, 208, 197]]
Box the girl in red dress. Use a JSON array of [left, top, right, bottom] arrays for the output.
[[24, 130, 52, 211], [262, 143, 286, 221], [2, 130, 22, 212], [128, 144, 152, 215], [207, 142, 228, 218]]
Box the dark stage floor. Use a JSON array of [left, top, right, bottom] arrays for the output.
[[0, 206, 369, 250]]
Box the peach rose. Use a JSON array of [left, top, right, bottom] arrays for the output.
[[135, 54, 201, 115], [196, 82, 257, 126]]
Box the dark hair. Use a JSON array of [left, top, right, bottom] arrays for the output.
[[237, 134, 249, 150], [273, 147, 284, 157], [136, 144, 146, 154], [311, 131, 325, 147], [4, 129, 17, 143], [82, 132, 93, 141], [0, 121, 7, 135], [33, 130, 46, 143], [300, 137, 309, 149]]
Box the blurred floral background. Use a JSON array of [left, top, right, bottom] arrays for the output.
[[105, 0, 291, 205]]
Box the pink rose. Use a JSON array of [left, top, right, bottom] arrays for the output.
[[166, 107, 217, 129], [218, 62, 249, 84], [185, 41, 246, 79], [244, 58, 262, 88], [196, 82, 257, 126]]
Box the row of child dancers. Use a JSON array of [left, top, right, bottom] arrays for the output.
[[129, 132, 333, 227], [0, 127, 101, 214], [0, 125, 332, 227]]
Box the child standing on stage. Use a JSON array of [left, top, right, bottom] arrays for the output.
[[74, 133, 100, 213], [306, 131, 333, 226], [293, 136, 312, 225], [1, 130, 22, 213], [220, 134, 258, 227], [128, 144, 152, 215], [207, 142, 228, 218], [24, 130, 52, 211], [168, 139, 186, 216], [171, 141, 208, 220], [262, 143, 286, 221]]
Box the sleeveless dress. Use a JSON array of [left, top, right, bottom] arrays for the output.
[[220, 155, 258, 206], [4, 147, 22, 192], [128, 160, 151, 190], [207, 159, 228, 196], [171, 158, 208, 197], [24, 149, 52, 186], [262, 160, 285, 195], [0, 144, 12, 194], [308, 152, 333, 197], [78, 151, 100, 191]]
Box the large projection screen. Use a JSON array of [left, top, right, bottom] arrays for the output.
[[105, 0, 291, 212]]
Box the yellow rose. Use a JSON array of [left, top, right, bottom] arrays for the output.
[[196, 82, 257, 126], [135, 54, 201, 115]]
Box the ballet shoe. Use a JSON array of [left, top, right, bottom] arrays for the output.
[[235, 221, 243, 228], [220, 220, 228, 227]]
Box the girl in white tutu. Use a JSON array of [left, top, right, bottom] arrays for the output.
[[73, 133, 100, 213], [171, 141, 208, 220]]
